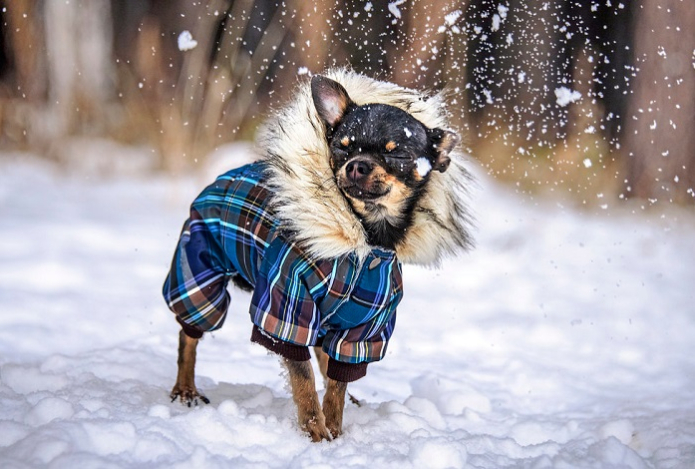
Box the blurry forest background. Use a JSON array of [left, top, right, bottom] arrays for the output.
[[0, 0, 693, 206]]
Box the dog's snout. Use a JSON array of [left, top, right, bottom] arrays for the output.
[[345, 159, 372, 182]]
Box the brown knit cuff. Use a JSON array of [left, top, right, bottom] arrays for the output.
[[177, 316, 204, 339], [327, 358, 368, 382], [250, 327, 311, 361]]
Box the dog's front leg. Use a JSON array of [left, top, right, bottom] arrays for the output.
[[284, 358, 331, 442], [314, 346, 360, 407], [322, 378, 348, 439], [170, 330, 209, 406]]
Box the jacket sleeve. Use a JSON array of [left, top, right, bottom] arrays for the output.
[[321, 258, 403, 382], [162, 205, 231, 338], [248, 235, 320, 358], [321, 294, 400, 381]]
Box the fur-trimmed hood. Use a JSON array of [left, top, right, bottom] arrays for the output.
[[257, 69, 473, 266]]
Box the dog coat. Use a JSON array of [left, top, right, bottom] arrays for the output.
[[163, 69, 473, 382], [164, 162, 403, 381]]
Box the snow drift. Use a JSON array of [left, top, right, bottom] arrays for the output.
[[1, 148, 694, 468]]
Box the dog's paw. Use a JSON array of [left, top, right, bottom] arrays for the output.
[[301, 414, 332, 442], [170, 384, 210, 407], [326, 422, 342, 440], [323, 406, 343, 440]]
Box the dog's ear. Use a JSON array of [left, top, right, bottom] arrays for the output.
[[427, 128, 460, 173], [311, 75, 352, 129]]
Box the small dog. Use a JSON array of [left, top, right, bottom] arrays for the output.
[[164, 70, 471, 441]]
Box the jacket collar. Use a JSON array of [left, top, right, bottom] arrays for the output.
[[257, 69, 473, 266]]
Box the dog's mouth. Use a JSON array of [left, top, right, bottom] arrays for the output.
[[337, 179, 391, 201], [335, 157, 393, 202]]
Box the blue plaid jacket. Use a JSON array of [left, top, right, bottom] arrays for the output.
[[163, 163, 403, 381]]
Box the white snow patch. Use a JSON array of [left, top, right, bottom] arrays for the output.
[[415, 157, 432, 177], [491, 14, 502, 32], [25, 397, 74, 426], [409, 439, 467, 468], [498, 4, 509, 19], [554, 86, 582, 107], [388, 0, 406, 20], [404, 127, 412, 138], [491, 4, 509, 32], [177, 30, 198, 51], [600, 419, 635, 445], [1, 150, 695, 468], [444, 10, 462, 26]]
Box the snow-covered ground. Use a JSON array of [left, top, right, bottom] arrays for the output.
[[1, 147, 694, 468]]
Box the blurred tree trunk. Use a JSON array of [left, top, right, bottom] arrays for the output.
[[43, 0, 114, 139], [287, 0, 332, 71], [623, 0, 695, 204], [582, 1, 636, 145], [0, 0, 48, 146], [391, 0, 462, 89], [327, 0, 400, 79], [2, 0, 47, 101], [468, 0, 568, 143], [142, 0, 225, 172]]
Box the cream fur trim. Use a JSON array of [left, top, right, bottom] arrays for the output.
[[257, 68, 473, 266]]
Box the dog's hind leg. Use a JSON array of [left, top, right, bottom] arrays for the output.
[[170, 330, 210, 406], [284, 358, 331, 442]]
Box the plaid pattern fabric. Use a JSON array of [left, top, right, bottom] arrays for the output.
[[163, 162, 403, 365]]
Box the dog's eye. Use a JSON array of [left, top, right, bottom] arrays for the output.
[[332, 146, 349, 161], [384, 152, 413, 162]]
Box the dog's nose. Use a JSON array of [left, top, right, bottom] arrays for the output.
[[345, 160, 372, 182]]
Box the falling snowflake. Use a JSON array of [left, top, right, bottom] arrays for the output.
[[388, 0, 407, 20], [554, 87, 582, 107], [177, 31, 198, 51], [444, 10, 462, 26]]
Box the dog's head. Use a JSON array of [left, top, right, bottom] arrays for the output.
[[311, 75, 460, 247]]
